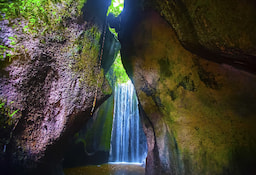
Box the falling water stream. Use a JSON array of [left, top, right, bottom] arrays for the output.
[[109, 80, 147, 164], [64, 81, 147, 175]]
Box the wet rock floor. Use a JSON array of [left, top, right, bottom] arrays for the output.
[[64, 163, 145, 175]]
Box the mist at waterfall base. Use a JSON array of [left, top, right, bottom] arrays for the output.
[[109, 80, 147, 165]]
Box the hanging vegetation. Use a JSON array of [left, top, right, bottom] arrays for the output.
[[107, 52, 129, 85], [107, 0, 124, 17], [0, 0, 88, 61], [107, 0, 124, 36]]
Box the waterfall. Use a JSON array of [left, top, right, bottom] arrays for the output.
[[109, 80, 147, 164]]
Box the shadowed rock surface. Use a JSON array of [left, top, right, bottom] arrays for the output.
[[119, 1, 256, 174], [63, 95, 114, 168], [0, 0, 114, 174], [1, 0, 256, 174]]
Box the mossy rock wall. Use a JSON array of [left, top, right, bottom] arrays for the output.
[[63, 95, 114, 167], [0, 0, 113, 174], [143, 0, 256, 73], [120, 10, 256, 175], [86, 94, 114, 153]]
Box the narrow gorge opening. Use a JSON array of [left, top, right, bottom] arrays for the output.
[[109, 79, 147, 164], [107, 0, 147, 166], [64, 0, 148, 174], [1, 0, 256, 174], [64, 56, 148, 174]]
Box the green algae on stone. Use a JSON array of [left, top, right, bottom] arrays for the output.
[[71, 25, 102, 87], [74, 95, 114, 153], [120, 10, 256, 175], [0, 0, 88, 62]]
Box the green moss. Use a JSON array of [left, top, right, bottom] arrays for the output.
[[98, 96, 114, 150], [0, 100, 19, 128], [0, 0, 88, 61], [177, 74, 196, 92], [72, 25, 101, 86], [0, 99, 20, 154], [123, 6, 256, 174], [102, 81, 112, 95], [77, 95, 114, 152], [1, 0, 88, 22], [158, 58, 173, 77]]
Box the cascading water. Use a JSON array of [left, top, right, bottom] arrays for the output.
[[109, 80, 147, 164]]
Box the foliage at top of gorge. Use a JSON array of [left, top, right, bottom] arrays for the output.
[[0, 0, 87, 22], [107, 52, 129, 86], [106, 0, 123, 36], [0, 0, 87, 61], [107, 0, 123, 17], [105, 0, 128, 85]]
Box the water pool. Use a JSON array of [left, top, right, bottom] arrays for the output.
[[64, 163, 145, 175]]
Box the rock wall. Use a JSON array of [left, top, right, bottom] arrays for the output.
[[120, 1, 256, 174], [144, 0, 256, 73], [0, 0, 113, 174], [63, 94, 114, 167]]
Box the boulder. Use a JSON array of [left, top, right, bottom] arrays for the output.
[[0, 0, 113, 174], [120, 5, 256, 175]]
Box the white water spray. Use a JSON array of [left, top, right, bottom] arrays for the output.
[[109, 80, 147, 164]]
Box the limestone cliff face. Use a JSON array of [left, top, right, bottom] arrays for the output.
[[120, 1, 256, 174], [0, 0, 113, 174]]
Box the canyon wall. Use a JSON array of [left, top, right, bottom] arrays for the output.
[[0, 0, 115, 174], [120, 1, 256, 174]]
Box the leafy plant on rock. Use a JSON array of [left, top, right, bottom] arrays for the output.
[[107, 0, 124, 36], [0, 0, 88, 61], [0, 100, 19, 128], [0, 100, 20, 154], [106, 52, 129, 86]]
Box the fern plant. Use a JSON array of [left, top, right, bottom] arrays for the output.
[[0, 100, 19, 128]]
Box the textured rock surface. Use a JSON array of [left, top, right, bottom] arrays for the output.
[[63, 95, 114, 167], [102, 30, 121, 73], [120, 5, 256, 175], [144, 0, 256, 73], [0, 0, 113, 174]]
